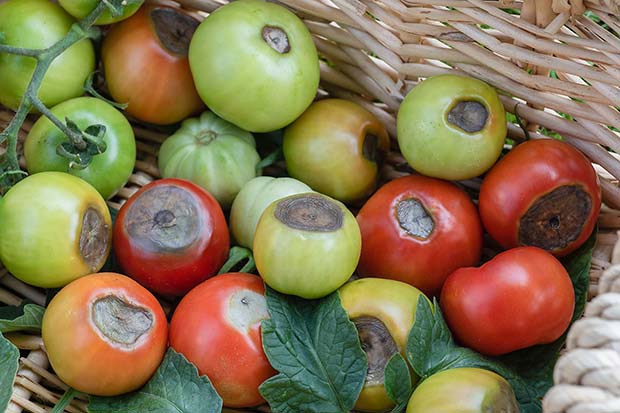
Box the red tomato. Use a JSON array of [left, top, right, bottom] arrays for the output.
[[101, 2, 205, 125], [356, 174, 483, 297], [440, 246, 575, 356], [479, 138, 601, 257], [169, 272, 276, 408], [41, 272, 168, 396], [113, 178, 229, 296]]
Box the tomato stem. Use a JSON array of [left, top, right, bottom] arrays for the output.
[[51, 387, 83, 413], [218, 246, 257, 275]]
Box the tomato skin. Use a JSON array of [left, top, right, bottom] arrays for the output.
[[42, 272, 168, 396], [356, 174, 483, 297], [440, 246, 575, 356], [0, 0, 95, 110], [169, 272, 276, 408], [0, 172, 111, 288], [283, 99, 390, 203], [101, 3, 205, 125], [113, 178, 230, 297], [59, 0, 144, 25], [479, 139, 601, 257], [24, 96, 136, 200]]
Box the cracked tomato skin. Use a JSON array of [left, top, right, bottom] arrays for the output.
[[440, 246, 575, 356], [356, 174, 483, 297], [169, 273, 276, 408]]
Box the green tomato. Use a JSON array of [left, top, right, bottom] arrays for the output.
[[0, 0, 95, 110], [158, 110, 261, 210], [230, 176, 313, 249], [0, 172, 112, 288], [58, 0, 144, 25], [254, 192, 361, 299], [24, 97, 137, 200], [406, 368, 519, 413], [397, 75, 506, 181], [188, 0, 320, 132]]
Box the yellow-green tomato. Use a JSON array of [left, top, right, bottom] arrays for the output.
[[406, 368, 519, 413], [0, 0, 95, 110], [188, 0, 320, 132], [254, 193, 361, 299], [58, 0, 144, 25], [338, 278, 427, 412], [396, 75, 506, 181], [0, 172, 112, 288], [283, 99, 390, 204], [229, 176, 312, 249]]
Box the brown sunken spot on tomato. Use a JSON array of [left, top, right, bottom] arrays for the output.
[[447, 100, 488, 133], [396, 198, 434, 239], [80, 207, 110, 271], [151, 7, 199, 56], [262, 26, 290, 54], [275, 193, 344, 232], [519, 184, 592, 252], [91, 295, 154, 348], [353, 316, 399, 387]]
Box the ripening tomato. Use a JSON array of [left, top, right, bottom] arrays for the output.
[[440, 246, 575, 356], [479, 138, 601, 257], [101, 2, 205, 125], [42, 272, 168, 396], [169, 273, 276, 408], [356, 174, 483, 297]]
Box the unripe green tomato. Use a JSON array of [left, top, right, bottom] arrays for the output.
[[158, 110, 261, 210], [229, 176, 312, 249], [188, 0, 320, 132], [338, 278, 427, 412], [254, 192, 361, 299], [397, 75, 506, 180], [58, 0, 144, 25], [406, 368, 519, 413], [0, 0, 95, 110]]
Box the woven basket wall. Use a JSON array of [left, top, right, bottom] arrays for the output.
[[2, 0, 620, 412]]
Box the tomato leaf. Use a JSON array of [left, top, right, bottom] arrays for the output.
[[0, 302, 45, 333], [0, 332, 19, 412], [88, 348, 223, 413], [384, 353, 412, 413], [259, 287, 367, 413]]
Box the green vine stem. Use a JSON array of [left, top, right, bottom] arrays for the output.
[[0, 0, 130, 193]]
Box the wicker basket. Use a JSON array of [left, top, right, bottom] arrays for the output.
[[2, 0, 620, 411]]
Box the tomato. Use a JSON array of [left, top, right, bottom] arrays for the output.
[[356, 174, 483, 297], [42, 272, 168, 396], [397, 74, 506, 180], [283, 99, 390, 204], [229, 176, 312, 249], [24, 96, 136, 200], [338, 278, 427, 412], [158, 111, 261, 210], [188, 0, 320, 132], [254, 192, 361, 299], [0, 0, 95, 110], [479, 138, 601, 257], [58, 0, 144, 25], [113, 178, 230, 297], [440, 246, 575, 356], [101, 2, 205, 125], [0, 172, 111, 288], [406, 368, 519, 413], [169, 272, 276, 408]]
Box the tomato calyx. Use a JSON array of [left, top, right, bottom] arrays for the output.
[[91, 295, 154, 348], [519, 184, 592, 252], [195, 129, 219, 145], [447, 100, 488, 133], [151, 7, 199, 56], [274, 194, 343, 232], [353, 316, 398, 387], [262, 26, 290, 54], [396, 198, 434, 239], [80, 207, 111, 270], [227, 289, 269, 334]]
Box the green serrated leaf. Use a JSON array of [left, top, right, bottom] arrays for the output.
[[259, 287, 367, 413], [88, 348, 222, 413], [0, 303, 45, 333], [384, 353, 412, 413], [0, 332, 19, 412]]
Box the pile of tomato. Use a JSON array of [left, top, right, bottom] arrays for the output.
[[0, 0, 604, 412]]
